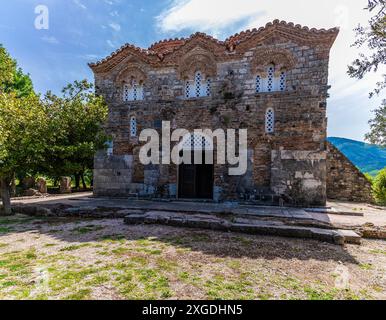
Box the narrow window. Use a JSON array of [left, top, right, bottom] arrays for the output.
[[267, 65, 274, 92], [132, 80, 138, 101], [265, 108, 275, 134], [256, 75, 261, 93], [106, 141, 113, 156], [195, 72, 202, 97], [279, 71, 286, 91], [185, 80, 191, 98], [123, 84, 130, 102], [130, 116, 137, 137], [206, 78, 212, 97]]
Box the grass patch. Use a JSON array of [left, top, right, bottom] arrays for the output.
[[59, 244, 91, 252], [370, 249, 386, 256], [0, 227, 12, 234], [359, 263, 373, 270]]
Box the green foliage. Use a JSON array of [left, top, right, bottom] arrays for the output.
[[0, 44, 107, 213], [365, 173, 374, 184], [373, 167, 386, 205], [40, 80, 108, 180], [0, 44, 34, 97], [348, 1, 386, 147], [0, 45, 15, 89], [348, 1, 386, 98], [0, 93, 48, 179], [365, 100, 386, 147]]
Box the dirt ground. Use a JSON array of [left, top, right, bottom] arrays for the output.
[[0, 214, 385, 300]]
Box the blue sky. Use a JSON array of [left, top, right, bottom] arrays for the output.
[[0, 0, 384, 142]]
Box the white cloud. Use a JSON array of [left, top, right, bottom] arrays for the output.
[[109, 22, 121, 32], [73, 0, 87, 10], [156, 0, 384, 141], [107, 40, 116, 48], [157, 0, 262, 35], [41, 35, 59, 44]]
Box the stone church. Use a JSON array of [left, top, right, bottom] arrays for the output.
[[89, 20, 373, 206]]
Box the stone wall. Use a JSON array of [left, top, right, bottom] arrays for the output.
[[326, 142, 373, 203], [89, 21, 339, 206]]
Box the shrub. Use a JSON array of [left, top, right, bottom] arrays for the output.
[[373, 168, 386, 206]]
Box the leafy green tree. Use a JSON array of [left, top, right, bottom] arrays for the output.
[[365, 100, 386, 146], [0, 93, 48, 215], [373, 167, 386, 205], [348, 1, 386, 147], [41, 80, 108, 188], [0, 45, 34, 97], [0, 45, 15, 89]]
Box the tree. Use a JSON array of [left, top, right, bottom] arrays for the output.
[[40, 80, 108, 189], [0, 45, 34, 97], [348, 1, 386, 146], [365, 100, 386, 146], [0, 46, 15, 89], [373, 167, 386, 204], [0, 93, 48, 215]]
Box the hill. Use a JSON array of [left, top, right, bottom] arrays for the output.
[[328, 137, 386, 176]]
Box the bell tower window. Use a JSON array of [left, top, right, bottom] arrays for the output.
[[123, 80, 144, 102], [265, 108, 275, 134]]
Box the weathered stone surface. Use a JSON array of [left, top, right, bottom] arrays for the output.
[[36, 178, 48, 194], [60, 177, 72, 194], [123, 212, 355, 245], [326, 142, 373, 203]]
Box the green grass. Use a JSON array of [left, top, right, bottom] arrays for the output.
[[0, 218, 381, 300]]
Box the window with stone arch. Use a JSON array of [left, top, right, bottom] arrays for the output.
[[265, 108, 275, 134], [130, 116, 137, 137], [185, 71, 212, 98], [256, 65, 287, 93], [123, 78, 144, 102]]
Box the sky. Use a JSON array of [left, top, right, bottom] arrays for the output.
[[0, 0, 384, 142]]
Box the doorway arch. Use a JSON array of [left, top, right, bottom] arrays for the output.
[[178, 132, 214, 200]]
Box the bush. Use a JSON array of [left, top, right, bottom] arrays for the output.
[[373, 168, 386, 206]]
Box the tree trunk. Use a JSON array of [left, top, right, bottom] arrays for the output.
[[11, 174, 16, 197], [0, 177, 12, 216], [80, 172, 87, 190], [74, 174, 80, 190]]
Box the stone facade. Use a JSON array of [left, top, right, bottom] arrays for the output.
[[327, 142, 373, 203], [89, 20, 339, 206]]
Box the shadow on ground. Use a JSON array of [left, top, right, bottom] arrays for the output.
[[0, 214, 360, 264]]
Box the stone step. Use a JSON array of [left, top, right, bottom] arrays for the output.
[[124, 212, 361, 245]]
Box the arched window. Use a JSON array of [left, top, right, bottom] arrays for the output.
[[255, 66, 287, 93], [265, 108, 275, 134], [267, 65, 275, 92], [279, 71, 286, 91], [106, 141, 113, 156], [130, 116, 137, 137], [206, 78, 212, 96], [256, 75, 261, 93], [181, 133, 213, 151], [185, 71, 211, 98], [123, 80, 144, 102]]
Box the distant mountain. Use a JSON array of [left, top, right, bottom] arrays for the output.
[[328, 137, 386, 176]]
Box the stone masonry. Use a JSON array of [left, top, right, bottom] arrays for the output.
[[327, 142, 373, 203], [89, 20, 340, 206]]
